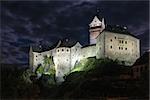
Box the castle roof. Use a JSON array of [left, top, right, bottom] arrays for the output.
[[81, 44, 96, 48], [31, 38, 82, 52], [89, 16, 102, 27], [56, 38, 78, 48], [104, 25, 138, 38], [32, 41, 58, 53]]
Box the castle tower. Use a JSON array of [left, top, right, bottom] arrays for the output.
[[89, 16, 105, 44]]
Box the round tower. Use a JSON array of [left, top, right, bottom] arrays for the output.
[[89, 16, 105, 44]]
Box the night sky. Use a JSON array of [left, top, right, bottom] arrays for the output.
[[0, 1, 149, 64]]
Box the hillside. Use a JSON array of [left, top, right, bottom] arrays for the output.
[[1, 57, 149, 99]]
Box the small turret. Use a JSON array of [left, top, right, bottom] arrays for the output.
[[89, 16, 105, 44]]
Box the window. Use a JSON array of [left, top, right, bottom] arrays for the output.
[[36, 55, 37, 57], [119, 40, 121, 43], [125, 48, 127, 50], [62, 49, 64, 51], [119, 47, 120, 50], [121, 47, 123, 50], [67, 49, 69, 52], [125, 41, 127, 44], [115, 37, 116, 39], [57, 50, 59, 52], [110, 46, 112, 49], [110, 39, 112, 42], [122, 41, 124, 43], [36, 59, 37, 61]]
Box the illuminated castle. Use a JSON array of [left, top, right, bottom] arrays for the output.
[[29, 16, 140, 82]]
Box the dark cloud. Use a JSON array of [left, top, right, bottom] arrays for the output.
[[0, 1, 149, 64]]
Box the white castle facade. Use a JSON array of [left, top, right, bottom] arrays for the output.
[[29, 16, 140, 82]]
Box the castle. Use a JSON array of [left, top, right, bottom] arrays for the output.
[[29, 15, 140, 82]]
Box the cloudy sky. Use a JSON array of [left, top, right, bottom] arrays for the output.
[[0, 0, 149, 64]]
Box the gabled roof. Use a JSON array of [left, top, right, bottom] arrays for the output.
[[56, 38, 78, 48], [32, 41, 59, 53], [89, 16, 102, 27], [104, 25, 138, 38]]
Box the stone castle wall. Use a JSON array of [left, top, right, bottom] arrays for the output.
[[96, 32, 105, 59], [102, 31, 140, 65], [32, 50, 52, 71], [70, 42, 82, 70], [80, 45, 96, 59], [53, 47, 71, 82]]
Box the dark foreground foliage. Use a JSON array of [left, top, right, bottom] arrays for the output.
[[1, 58, 149, 99]]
